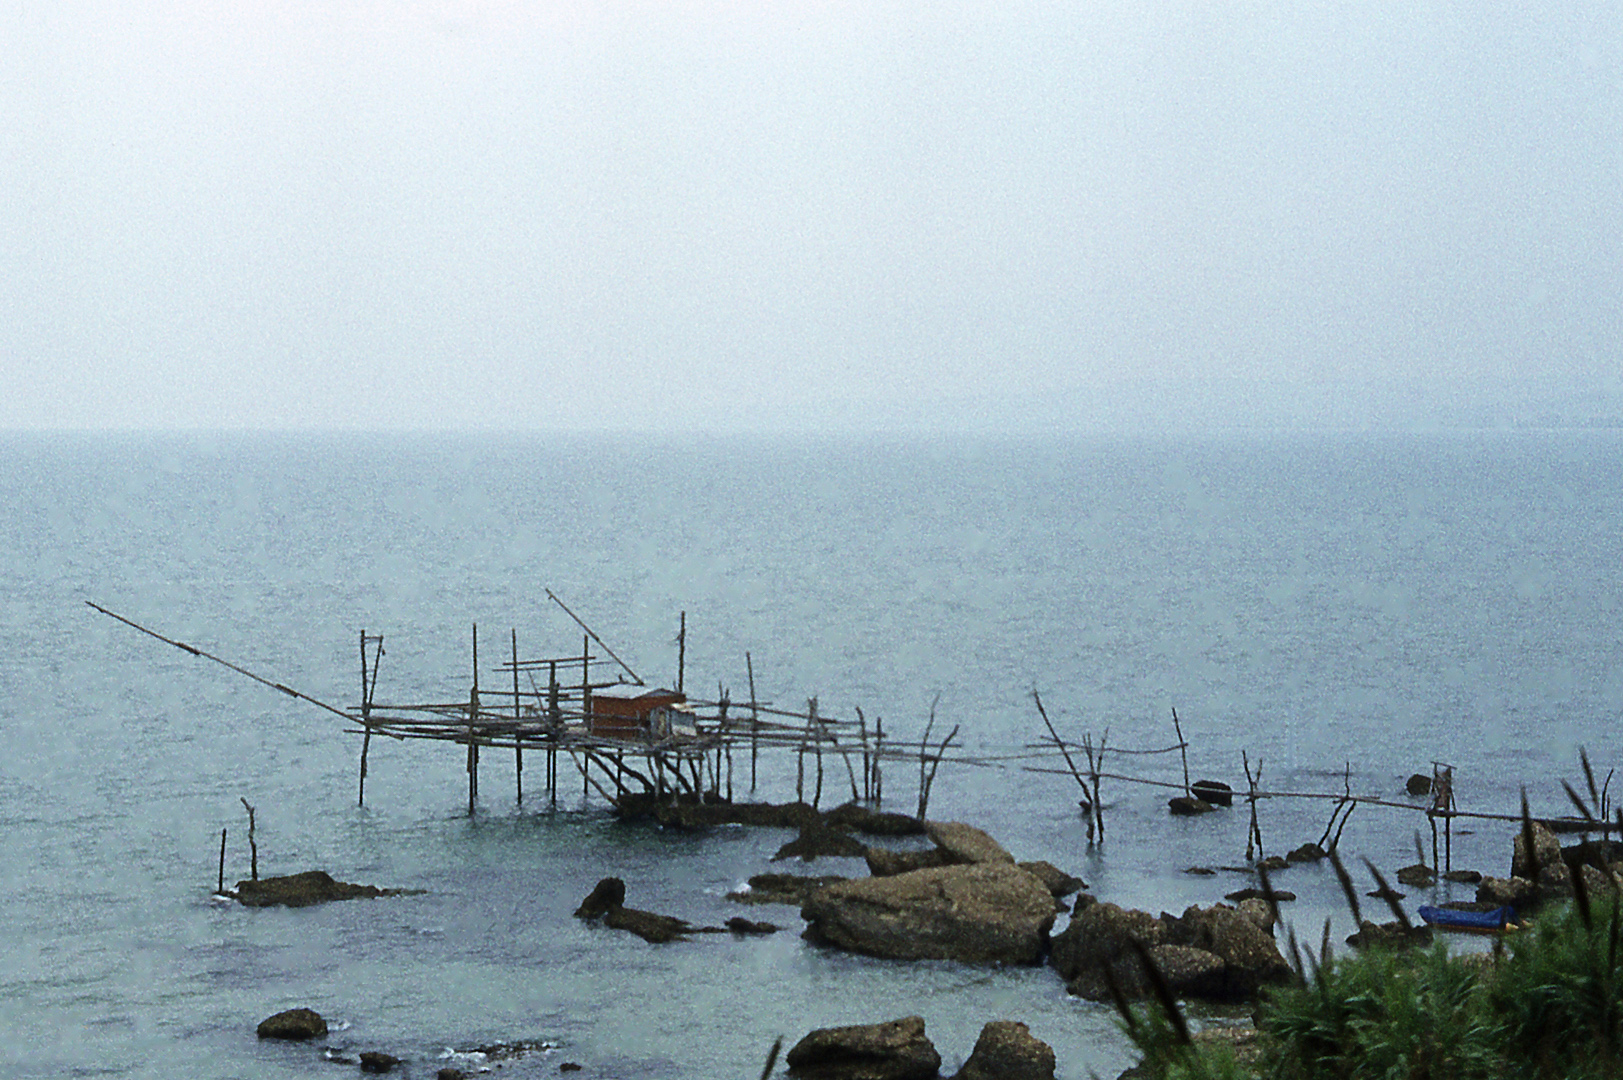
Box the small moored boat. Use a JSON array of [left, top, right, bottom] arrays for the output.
[[1417, 904, 1521, 934]]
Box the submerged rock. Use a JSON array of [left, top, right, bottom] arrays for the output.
[[728, 873, 850, 906], [234, 870, 411, 908], [359, 1050, 401, 1073], [774, 824, 871, 862], [256, 1007, 327, 1040], [823, 803, 926, 836], [786, 1015, 941, 1080]]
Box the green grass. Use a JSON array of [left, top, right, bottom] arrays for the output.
[[1114, 899, 1623, 1080]]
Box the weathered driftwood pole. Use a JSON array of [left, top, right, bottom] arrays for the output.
[[857, 707, 870, 801], [512, 628, 523, 805], [1032, 691, 1089, 808], [810, 698, 824, 809], [1172, 707, 1191, 796], [548, 660, 561, 807], [466, 624, 480, 816], [1243, 752, 1263, 861], [358, 629, 371, 807], [917, 723, 958, 821], [875, 718, 885, 805], [239, 798, 258, 881], [746, 652, 760, 793], [217, 828, 227, 893]]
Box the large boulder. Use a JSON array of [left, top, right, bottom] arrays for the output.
[[1169, 904, 1293, 998], [1049, 901, 1167, 999], [802, 862, 1056, 964], [257, 1007, 327, 1040], [952, 1020, 1055, 1080], [574, 877, 626, 918], [786, 1015, 941, 1080], [1053, 901, 1290, 1002], [1513, 822, 1563, 880], [1477, 876, 1537, 909], [924, 821, 1016, 865]]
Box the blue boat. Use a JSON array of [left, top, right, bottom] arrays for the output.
[[1417, 904, 1521, 933]]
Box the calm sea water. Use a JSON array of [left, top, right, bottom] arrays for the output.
[[2, 430, 1619, 1079]]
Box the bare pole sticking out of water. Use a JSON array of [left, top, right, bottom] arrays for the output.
[[217, 828, 227, 893], [1172, 707, 1190, 796], [545, 589, 643, 686], [86, 602, 356, 721], [512, 628, 522, 806], [240, 798, 258, 881], [746, 652, 760, 792]]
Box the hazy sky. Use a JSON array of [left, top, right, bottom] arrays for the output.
[[3, 1, 1620, 432]]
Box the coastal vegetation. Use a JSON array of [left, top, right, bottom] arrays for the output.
[[1117, 898, 1623, 1079]]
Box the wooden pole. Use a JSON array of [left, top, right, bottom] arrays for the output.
[[810, 698, 824, 809], [874, 716, 884, 805], [1172, 707, 1190, 796], [358, 628, 371, 808], [546, 588, 643, 684], [217, 828, 227, 893], [677, 611, 686, 696], [746, 652, 759, 793], [467, 624, 480, 816], [240, 798, 257, 881], [512, 628, 522, 806]]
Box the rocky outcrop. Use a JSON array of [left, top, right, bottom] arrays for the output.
[[359, 1050, 401, 1073], [786, 1016, 941, 1080], [1396, 864, 1435, 887], [729, 873, 850, 906], [951, 1021, 1055, 1080], [865, 846, 950, 877], [824, 803, 926, 836], [1018, 861, 1085, 900], [615, 794, 820, 830], [1168, 796, 1215, 816], [1513, 822, 1563, 880], [802, 862, 1056, 964], [924, 821, 1015, 865], [574, 877, 701, 942], [574, 877, 626, 918], [1477, 875, 1538, 909], [604, 905, 696, 943], [234, 871, 411, 908], [256, 1007, 327, 1040], [1286, 843, 1326, 863], [1049, 901, 1167, 1000], [775, 824, 872, 862], [1346, 920, 1432, 950], [1051, 901, 1291, 1002]]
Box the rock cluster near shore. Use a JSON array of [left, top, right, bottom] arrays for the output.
[[1049, 900, 1291, 1001], [1475, 822, 1623, 911], [785, 1015, 1056, 1080]]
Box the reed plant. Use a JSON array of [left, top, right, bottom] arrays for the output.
[[1112, 899, 1623, 1080]]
